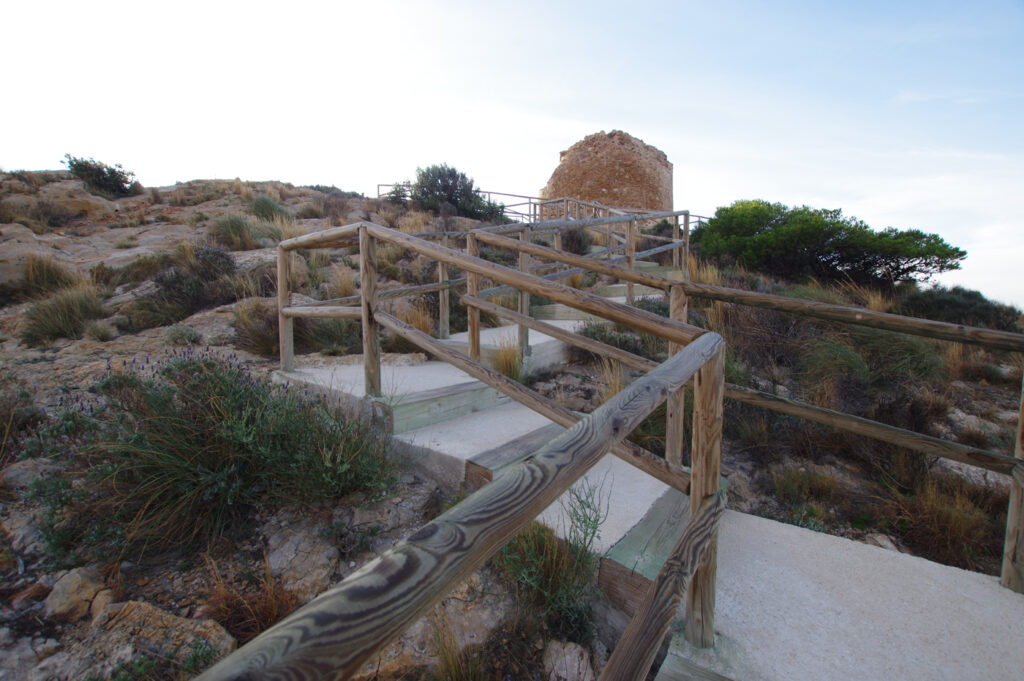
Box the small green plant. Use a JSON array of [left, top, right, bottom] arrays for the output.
[[210, 215, 263, 251], [20, 282, 105, 346], [494, 479, 605, 643], [63, 154, 143, 198], [163, 323, 202, 346]]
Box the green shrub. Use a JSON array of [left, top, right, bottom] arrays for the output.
[[897, 284, 1021, 331], [45, 351, 394, 557], [692, 199, 965, 286], [163, 323, 202, 346], [20, 283, 105, 346], [63, 154, 143, 198], [249, 195, 289, 221], [295, 202, 325, 219], [211, 215, 266, 251], [409, 164, 504, 221]]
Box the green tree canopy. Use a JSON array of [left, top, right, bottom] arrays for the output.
[[410, 163, 504, 222], [692, 200, 965, 286]]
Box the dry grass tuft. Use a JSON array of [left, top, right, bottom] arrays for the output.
[[398, 300, 433, 335], [687, 256, 722, 285], [20, 282, 105, 346], [326, 264, 357, 299], [204, 556, 298, 643], [430, 609, 485, 681], [493, 335, 522, 382], [397, 211, 432, 234], [598, 357, 626, 403], [23, 255, 80, 296], [838, 280, 892, 312]]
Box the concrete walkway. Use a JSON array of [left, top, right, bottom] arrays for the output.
[[649, 488, 1024, 681]]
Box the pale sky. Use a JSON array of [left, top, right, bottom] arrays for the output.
[[5, 0, 1023, 306]]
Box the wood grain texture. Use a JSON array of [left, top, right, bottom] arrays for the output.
[[279, 223, 361, 251], [725, 384, 1018, 475], [366, 224, 705, 346], [277, 247, 294, 371], [376, 311, 697, 495], [677, 280, 1024, 353], [627, 219, 636, 304], [359, 226, 380, 397], [599, 492, 727, 681], [686, 345, 724, 648], [281, 305, 362, 320], [518, 228, 529, 360], [1001, 375, 1024, 591], [195, 332, 724, 681]]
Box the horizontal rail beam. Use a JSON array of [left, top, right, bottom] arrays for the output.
[[280, 223, 362, 251], [474, 231, 675, 292], [280, 305, 362, 320], [196, 332, 722, 681], [679, 281, 1024, 353], [598, 491, 727, 681], [726, 385, 1017, 475], [481, 209, 693, 235], [364, 224, 705, 345]]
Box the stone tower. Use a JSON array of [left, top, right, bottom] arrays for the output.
[[540, 130, 673, 211]]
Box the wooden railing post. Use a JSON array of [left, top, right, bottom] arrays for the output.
[[1001, 372, 1024, 591], [672, 215, 681, 270], [682, 212, 691, 279], [666, 284, 689, 467], [467, 232, 481, 362], [626, 219, 636, 304], [685, 343, 724, 648], [277, 246, 294, 371], [438, 232, 450, 340], [518, 227, 530, 365], [359, 225, 381, 397]]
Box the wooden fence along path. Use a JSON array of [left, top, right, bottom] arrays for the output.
[[200, 206, 1024, 680]]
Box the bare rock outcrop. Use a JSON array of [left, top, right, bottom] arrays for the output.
[[540, 130, 673, 212]]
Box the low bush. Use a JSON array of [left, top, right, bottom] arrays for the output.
[[38, 351, 394, 559], [63, 154, 143, 198], [20, 283, 105, 346], [560, 226, 593, 256], [494, 481, 604, 643], [897, 284, 1022, 331], [232, 298, 361, 357], [162, 323, 202, 346]]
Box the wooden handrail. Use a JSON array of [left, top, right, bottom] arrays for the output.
[[195, 333, 724, 681], [677, 281, 1024, 353], [598, 491, 727, 681]]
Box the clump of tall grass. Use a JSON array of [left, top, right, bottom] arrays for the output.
[[20, 282, 105, 346], [45, 350, 395, 556], [249, 195, 290, 221], [560, 226, 593, 255], [22, 255, 79, 296], [232, 298, 361, 357], [493, 336, 522, 382], [211, 215, 281, 251], [204, 556, 297, 643]]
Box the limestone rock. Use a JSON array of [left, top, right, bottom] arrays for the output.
[[264, 514, 340, 602], [540, 131, 673, 212], [2, 506, 46, 557], [0, 458, 63, 491], [543, 640, 596, 681], [44, 566, 105, 621], [28, 601, 234, 681]]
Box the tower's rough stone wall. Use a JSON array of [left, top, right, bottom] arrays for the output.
[[540, 130, 673, 211]]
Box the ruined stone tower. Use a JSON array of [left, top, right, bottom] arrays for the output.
[[540, 130, 673, 211]]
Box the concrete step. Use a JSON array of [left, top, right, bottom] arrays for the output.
[[593, 283, 666, 298], [273, 358, 509, 434], [596, 486, 1024, 681], [531, 296, 629, 322], [440, 320, 584, 377]]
